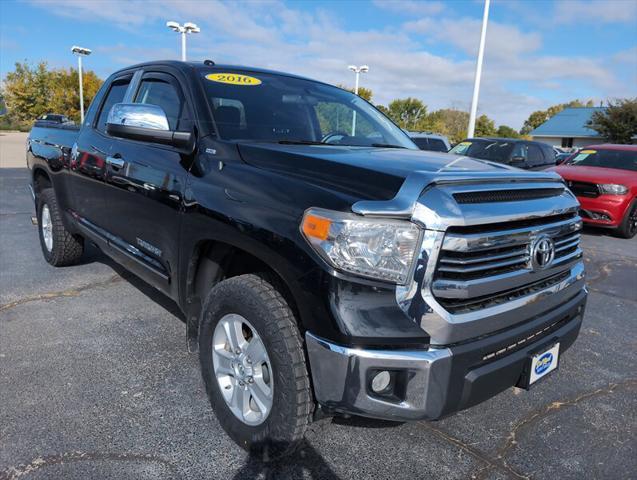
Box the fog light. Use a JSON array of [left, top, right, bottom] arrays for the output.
[[371, 371, 391, 393]]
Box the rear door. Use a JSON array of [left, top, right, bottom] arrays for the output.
[[526, 143, 545, 170], [99, 70, 193, 297], [70, 74, 131, 231]]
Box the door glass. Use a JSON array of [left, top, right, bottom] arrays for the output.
[[135, 79, 183, 130], [527, 145, 543, 166], [511, 143, 528, 163], [96, 79, 130, 133]]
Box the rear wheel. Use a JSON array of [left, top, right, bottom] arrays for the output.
[[198, 274, 313, 460], [37, 188, 84, 266], [615, 200, 637, 239]]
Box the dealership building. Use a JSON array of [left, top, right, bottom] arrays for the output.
[[530, 107, 605, 149]]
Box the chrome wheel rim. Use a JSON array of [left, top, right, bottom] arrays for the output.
[[629, 206, 637, 235], [212, 314, 273, 426], [41, 204, 53, 252]]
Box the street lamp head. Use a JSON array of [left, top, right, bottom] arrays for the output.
[[71, 46, 92, 56], [166, 20, 182, 32], [360, 65, 369, 73], [183, 22, 200, 33], [348, 65, 357, 72]]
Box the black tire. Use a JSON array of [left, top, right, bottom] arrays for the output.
[[615, 200, 637, 239], [199, 274, 313, 460], [37, 188, 84, 266]]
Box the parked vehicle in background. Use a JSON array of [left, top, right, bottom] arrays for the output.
[[450, 138, 557, 170], [550, 144, 637, 238], [407, 131, 451, 152], [26, 60, 587, 458], [34, 113, 74, 128]]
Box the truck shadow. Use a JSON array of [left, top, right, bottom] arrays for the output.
[[232, 440, 340, 480], [80, 242, 185, 322]]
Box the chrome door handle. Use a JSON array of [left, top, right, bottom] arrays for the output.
[[106, 156, 125, 168]]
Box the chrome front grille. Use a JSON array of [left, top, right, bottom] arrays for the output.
[[432, 212, 583, 304]]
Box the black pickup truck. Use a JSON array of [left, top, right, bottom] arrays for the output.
[[27, 60, 587, 457]]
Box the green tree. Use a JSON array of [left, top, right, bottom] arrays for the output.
[[1, 61, 103, 128], [48, 67, 102, 122], [475, 114, 497, 137], [338, 84, 373, 102], [2, 61, 51, 128], [587, 98, 637, 144], [428, 108, 470, 144], [520, 99, 595, 135], [496, 125, 520, 138], [384, 98, 427, 130]]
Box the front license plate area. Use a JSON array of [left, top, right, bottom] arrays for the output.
[[529, 343, 560, 385]]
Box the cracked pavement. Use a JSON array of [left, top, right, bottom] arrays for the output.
[[1, 158, 636, 479]]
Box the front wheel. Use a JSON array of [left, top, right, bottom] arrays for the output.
[[615, 200, 637, 239], [198, 274, 313, 459]]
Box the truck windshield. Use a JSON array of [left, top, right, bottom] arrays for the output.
[[200, 70, 416, 149], [566, 149, 637, 172], [450, 140, 514, 163]]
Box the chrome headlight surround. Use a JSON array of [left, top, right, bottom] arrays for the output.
[[301, 208, 422, 285]]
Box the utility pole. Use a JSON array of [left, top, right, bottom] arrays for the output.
[[71, 46, 92, 124], [467, 0, 490, 138], [166, 21, 200, 61], [348, 65, 369, 136]]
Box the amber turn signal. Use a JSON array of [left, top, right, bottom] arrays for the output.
[[302, 214, 331, 241]]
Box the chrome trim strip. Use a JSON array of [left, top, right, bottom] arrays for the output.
[[439, 247, 527, 265], [27, 184, 35, 201], [432, 252, 582, 299], [442, 218, 582, 252]]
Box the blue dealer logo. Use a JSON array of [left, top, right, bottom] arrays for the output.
[[534, 352, 553, 375]]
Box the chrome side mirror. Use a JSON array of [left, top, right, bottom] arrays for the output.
[[105, 103, 193, 150], [107, 103, 170, 131]]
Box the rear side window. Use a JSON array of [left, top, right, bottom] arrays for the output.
[[135, 79, 183, 130], [412, 138, 429, 150], [96, 79, 130, 133], [428, 138, 448, 152], [527, 144, 543, 166]]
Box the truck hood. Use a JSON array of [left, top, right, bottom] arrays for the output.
[[550, 165, 637, 187], [237, 142, 517, 200]]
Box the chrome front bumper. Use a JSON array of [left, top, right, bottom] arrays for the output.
[[306, 286, 586, 421]]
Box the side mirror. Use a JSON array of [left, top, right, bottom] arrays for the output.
[[510, 155, 526, 165], [106, 103, 193, 150]]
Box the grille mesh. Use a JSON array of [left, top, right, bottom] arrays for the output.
[[453, 188, 564, 204]]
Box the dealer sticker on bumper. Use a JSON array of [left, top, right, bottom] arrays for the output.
[[529, 343, 560, 384]]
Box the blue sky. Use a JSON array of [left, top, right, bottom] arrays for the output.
[[1, 0, 636, 128]]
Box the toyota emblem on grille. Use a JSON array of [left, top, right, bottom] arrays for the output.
[[530, 235, 555, 270]]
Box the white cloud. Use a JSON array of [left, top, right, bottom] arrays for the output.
[[25, 0, 636, 128], [553, 0, 637, 24], [372, 0, 445, 15]]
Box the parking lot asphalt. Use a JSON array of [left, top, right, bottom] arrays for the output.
[[1, 154, 636, 479]]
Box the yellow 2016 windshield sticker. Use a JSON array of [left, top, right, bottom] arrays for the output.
[[205, 73, 262, 86], [579, 150, 597, 154]]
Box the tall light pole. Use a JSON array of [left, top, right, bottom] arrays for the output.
[[166, 21, 200, 61], [71, 46, 92, 124], [348, 65, 369, 136], [467, 0, 490, 138]]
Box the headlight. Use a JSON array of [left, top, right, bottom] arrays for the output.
[[599, 184, 628, 195], [301, 208, 421, 284]]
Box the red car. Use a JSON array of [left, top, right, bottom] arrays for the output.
[[550, 144, 637, 238]]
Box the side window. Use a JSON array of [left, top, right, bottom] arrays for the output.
[[511, 143, 528, 162], [96, 79, 130, 133], [429, 139, 448, 152], [134, 78, 184, 130], [527, 144, 543, 166]]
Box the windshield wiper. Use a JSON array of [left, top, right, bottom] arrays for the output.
[[371, 143, 408, 149]]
